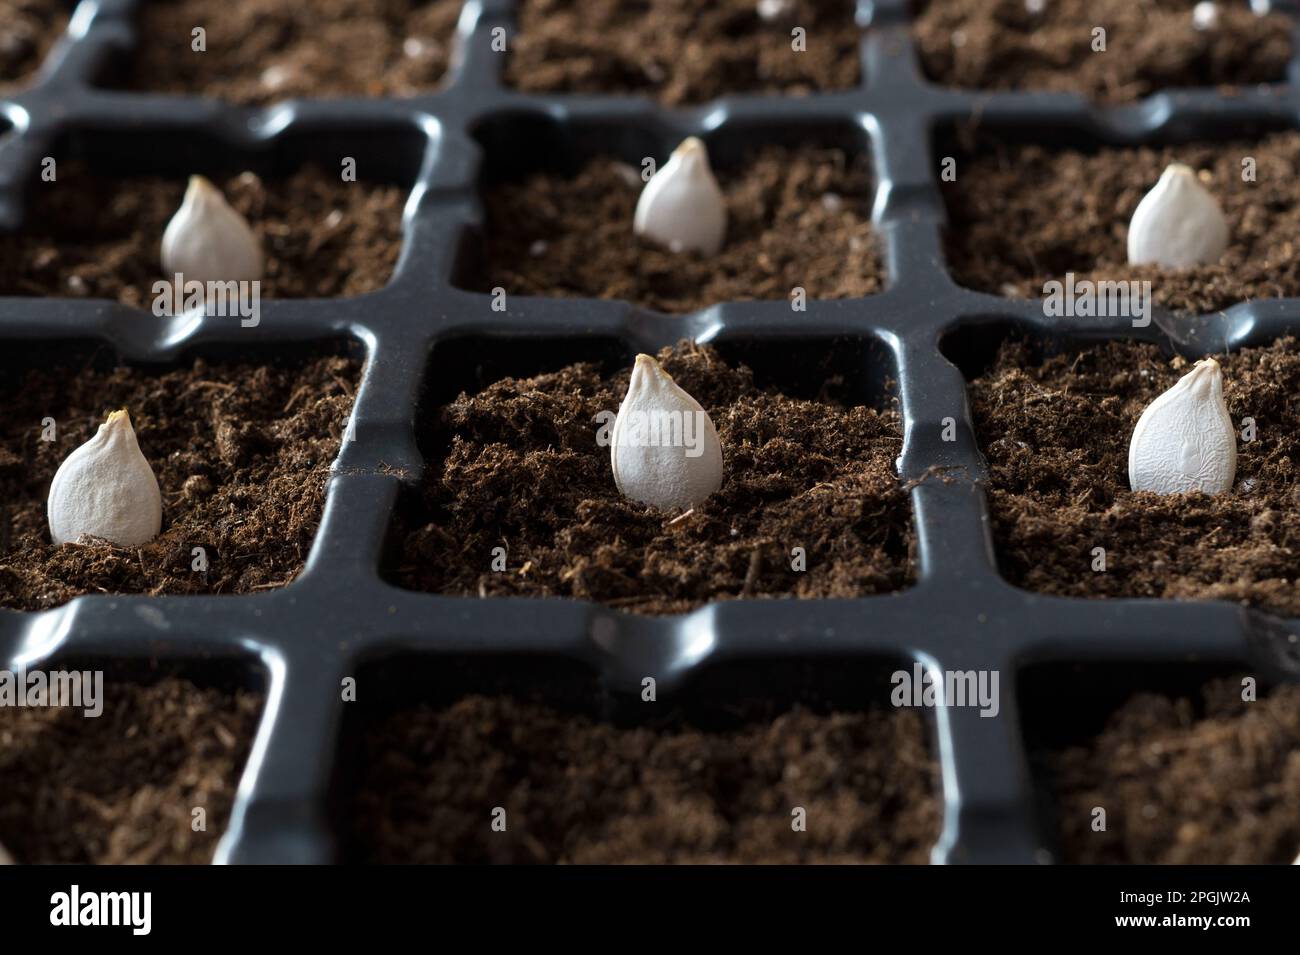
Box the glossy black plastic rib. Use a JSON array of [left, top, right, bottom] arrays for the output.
[[2, 0, 1300, 865]]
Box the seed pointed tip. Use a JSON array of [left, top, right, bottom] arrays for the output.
[[632, 352, 678, 387], [675, 137, 708, 160], [634, 350, 665, 374], [1184, 357, 1226, 400], [186, 174, 219, 198]]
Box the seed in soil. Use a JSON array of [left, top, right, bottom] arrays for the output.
[[610, 354, 724, 511], [941, 131, 1300, 315], [0, 348, 360, 611], [349, 694, 940, 863], [1127, 358, 1236, 496], [1127, 163, 1229, 269], [1039, 674, 1300, 864], [110, 0, 463, 103], [912, 0, 1293, 103], [390, 341, 912, 615], [0, 675, 262, 864], [47, 409, 163, 548], [963, 335, 1300, 616], [0, 0, 68, 91], [0, 162, 405, 304], [161, 175, 264, 286], [504, 0, 862, 105], [633, 138, 728, 256], [464, 144, 881, 314]]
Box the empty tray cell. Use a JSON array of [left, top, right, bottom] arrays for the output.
[[0, 0, 68, 91], [0, 157, 408, 304], [941, 129, 1300, 316], [504, 0, 862, 104], [463, 118, 882, 313], [110, 0, 463, 103], [0, 663, 263, 864], [958, 331, 1300, 616], [386, 336, 912, 613], [1021, 662, 1300, 864], [343, 656, 940, 863], [0, 341, 362, 611], [912, 0, 1293, 103]]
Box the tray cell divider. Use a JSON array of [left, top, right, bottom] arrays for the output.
[[926, 662, 1043, 864], [216, 643, 355, 864]]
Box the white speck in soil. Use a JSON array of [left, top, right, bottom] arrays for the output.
[[400, 36, 436, 59], [611, 163, 642, 189], [260, 65, 292, 90]]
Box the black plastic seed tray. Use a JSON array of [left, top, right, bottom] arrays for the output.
[[4, 0, 1300, 865]]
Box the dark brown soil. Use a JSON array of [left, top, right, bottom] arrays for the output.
[[971, 336, 1300, 616], [913, 0, 1293, 103], [116, 0, 462, 103], [395, 343, 911, 614], [943, 132, 1300, 315], [0, 163, 405, 304], [351, 696, 939, 863], [469, 146, 881, 314], [0, 351, 359, 611], [1050, 677, 1300, 864], [0, 0, 67, 90], [0, 677, 261, 864], [505, 0, 861, 105]]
